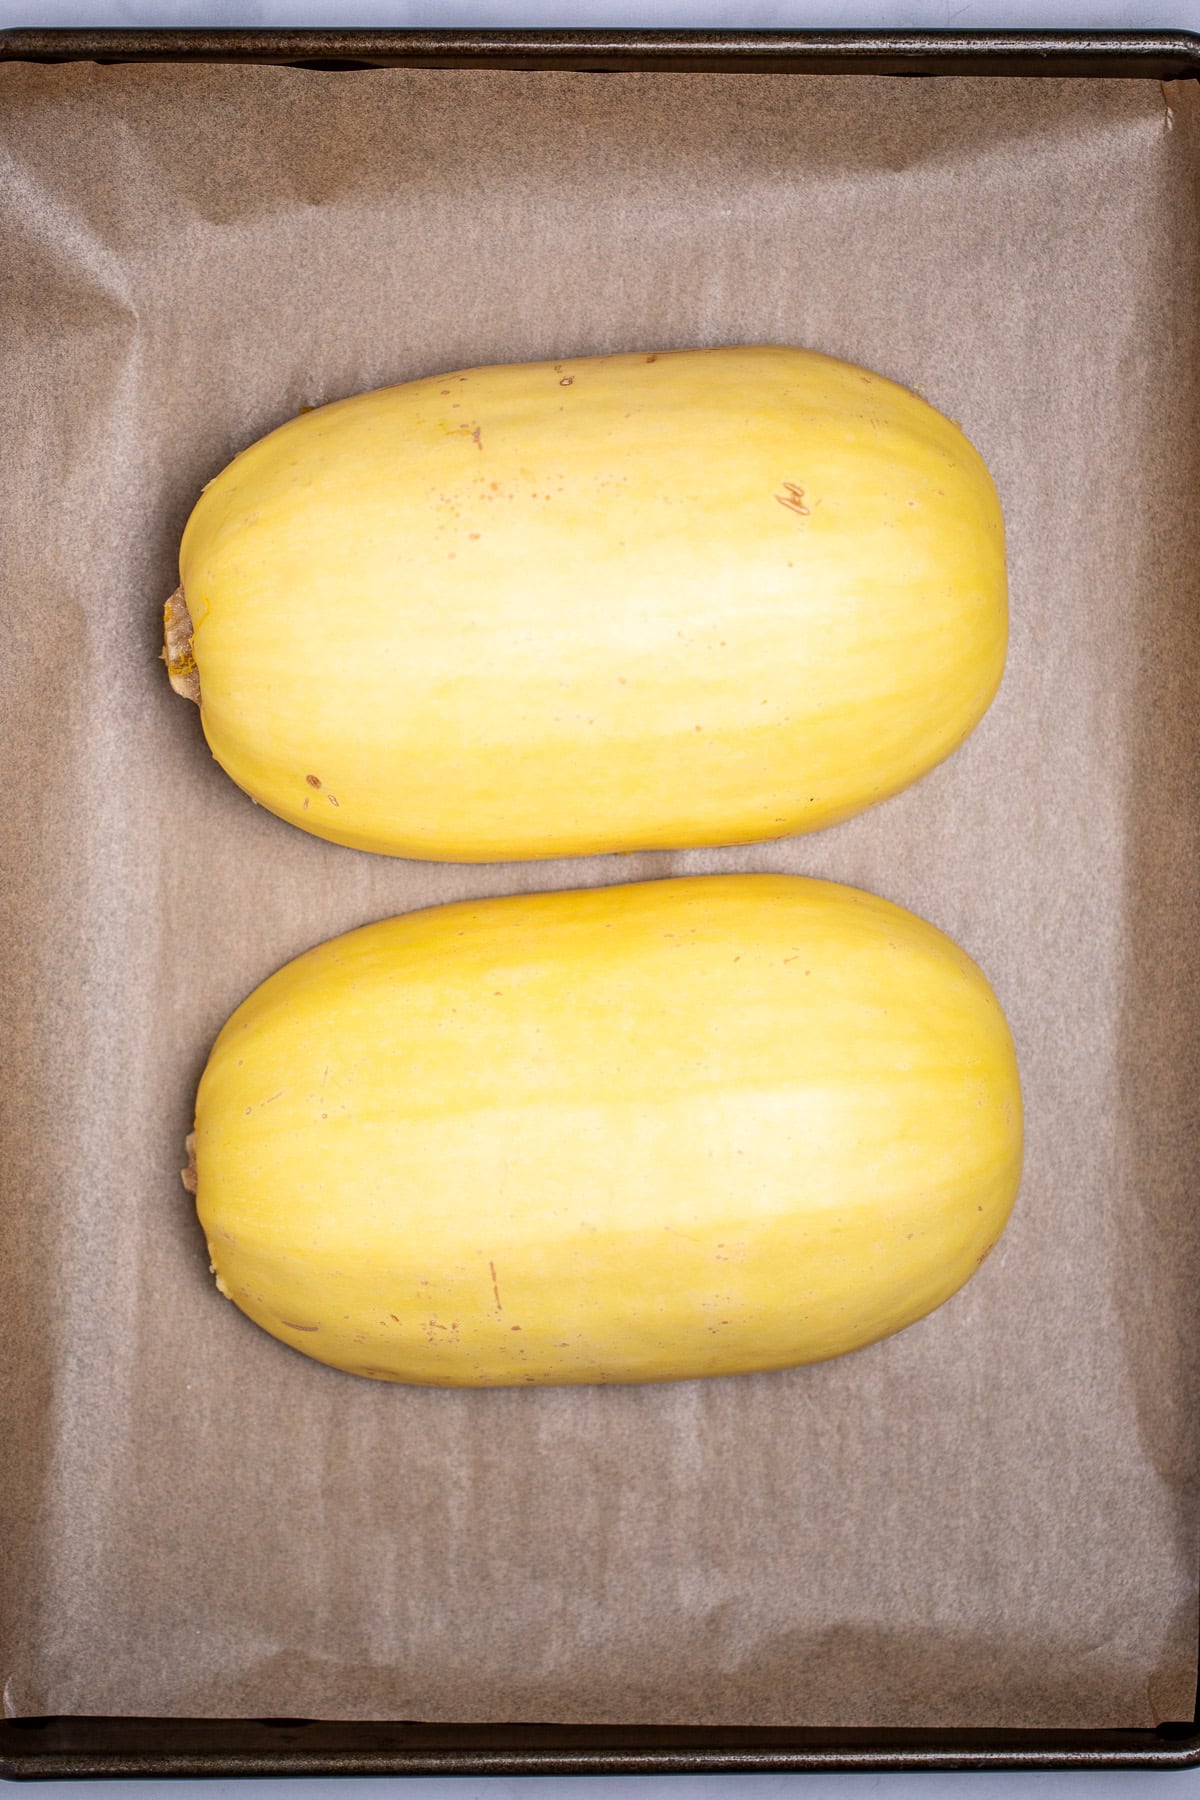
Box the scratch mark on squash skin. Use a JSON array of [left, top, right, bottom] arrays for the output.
[[489, 1260, 502, 1310], [775, 482, 810, 516]]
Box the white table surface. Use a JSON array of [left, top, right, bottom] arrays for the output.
[[4, 0, 1198, 1792]]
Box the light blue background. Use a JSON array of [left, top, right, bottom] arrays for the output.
[[11, 1764, 1200, 1794], [7, 1, 1200, 31], [4, 0, 1198, 1792], [8, 1, 1200, 33]]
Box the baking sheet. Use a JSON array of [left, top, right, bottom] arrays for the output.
[[1, 61, 1198, 1730]]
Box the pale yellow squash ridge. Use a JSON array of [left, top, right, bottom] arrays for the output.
[[193, 873, 1023, 1386], [174, 344, 1007, 861]]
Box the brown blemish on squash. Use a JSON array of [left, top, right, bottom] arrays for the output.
[[306, 774, 322, 788], [775, 482, 810, 517], [424, 1317, 461, 1345], [180, 1130, 198, 1195], [279, 1319, 320, 1332], [163, 588, 201, 705]]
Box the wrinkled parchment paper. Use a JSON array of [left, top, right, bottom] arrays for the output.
[[1, 62, 1198, 1727]]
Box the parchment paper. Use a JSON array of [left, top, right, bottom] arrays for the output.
[[1, 61, 1198, 1729]]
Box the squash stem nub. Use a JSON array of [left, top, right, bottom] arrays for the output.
[[163, 587, 201, 705], [181, 1130, 198, 1196]]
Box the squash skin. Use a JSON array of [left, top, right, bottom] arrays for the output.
[[176, 345, 1007, 861], [193, 874, 1022, 1386]]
